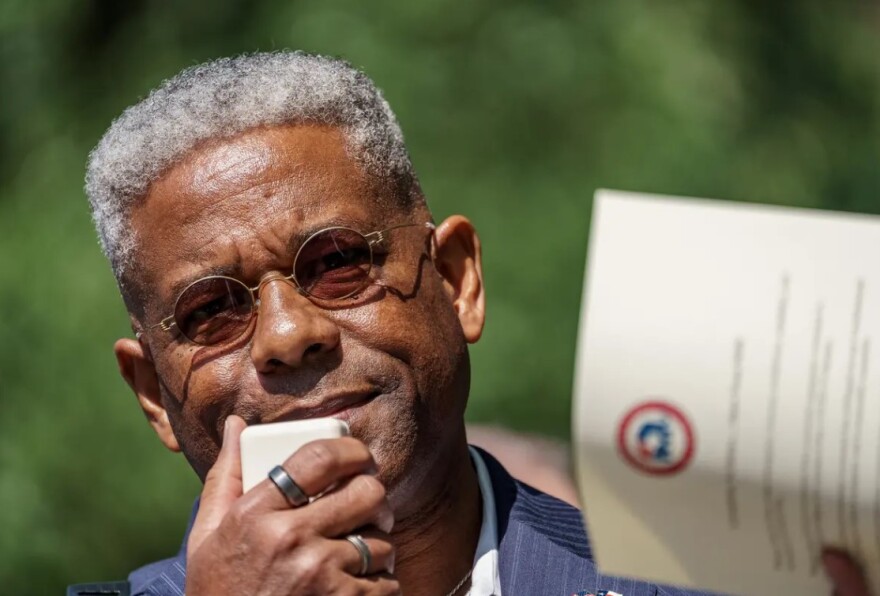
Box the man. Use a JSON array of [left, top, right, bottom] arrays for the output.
[[75, 52, 869, 595]]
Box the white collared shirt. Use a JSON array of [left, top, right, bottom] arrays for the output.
[[466, 446, 502, 596]]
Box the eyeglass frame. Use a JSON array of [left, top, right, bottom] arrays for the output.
[[137, 221, 436, 343]]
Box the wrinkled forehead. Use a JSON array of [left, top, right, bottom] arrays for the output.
[[127, 124, 393, 312]]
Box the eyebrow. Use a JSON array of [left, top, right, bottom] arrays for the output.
[[162, 215, 375, 304], [165, 263, 244, 305]]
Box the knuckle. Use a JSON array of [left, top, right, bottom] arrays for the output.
[[336, 437, 374, 473], [225, 502, 250, 529], [350, 474, 385, 504], [342, 584, 368, 596], [348, 436, 375, 462], [203, 464, 224, 487], [295, 441, 338, 477], [281, 524, 308, 549], [252, 517, 289, 547], [288, 545, 330, 585], [289, 558, 320, 586]]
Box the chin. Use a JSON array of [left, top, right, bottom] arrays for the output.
[[371, 429, 458, 521], [177, 426, 224, 482], [183, 443, 217, 483]]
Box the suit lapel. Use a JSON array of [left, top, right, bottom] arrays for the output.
[[478, 447, 663, 596], [477, 447, 598, 595]]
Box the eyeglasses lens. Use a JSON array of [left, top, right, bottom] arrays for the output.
[[294, 228, 373, 300], [173, 277, 254, 345]]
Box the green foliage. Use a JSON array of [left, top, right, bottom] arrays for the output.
[[1, 1, 879, 591]]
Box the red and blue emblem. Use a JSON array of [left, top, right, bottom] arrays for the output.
[[617, 400, 695, 476]]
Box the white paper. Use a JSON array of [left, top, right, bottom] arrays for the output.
[[573, 190, 880, 596]]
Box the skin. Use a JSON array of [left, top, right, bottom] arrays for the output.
[[110, 122, 869, 596], [114, 124, 485, 595]]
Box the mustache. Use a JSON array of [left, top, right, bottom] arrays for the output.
[[256, 349, 344, 397], [230, 371, 401, 429], [251, 365, 401, 406]]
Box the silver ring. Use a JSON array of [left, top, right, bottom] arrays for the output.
[[345, 534, 371, 576], [268, 465, 309, 507]]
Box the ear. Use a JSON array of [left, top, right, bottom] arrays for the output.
[[432, 215, 486, 343], [114, 337, 181, 452]]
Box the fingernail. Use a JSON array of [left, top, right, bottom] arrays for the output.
[[223, 416, 233, 441]]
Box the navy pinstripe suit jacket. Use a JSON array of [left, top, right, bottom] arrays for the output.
[[122, 448, 719, 596]]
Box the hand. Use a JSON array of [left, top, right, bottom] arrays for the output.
[[185, 415, 400, 595], [823, 548, 871, 596]]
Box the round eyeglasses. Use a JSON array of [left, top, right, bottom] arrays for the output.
[[142, 222, 435, 346]]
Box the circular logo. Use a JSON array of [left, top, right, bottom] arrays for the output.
[[617, 400, 695, 476]]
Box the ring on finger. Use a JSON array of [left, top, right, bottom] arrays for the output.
[[345, 534, 372, 576], [268, 465, 309, 508]]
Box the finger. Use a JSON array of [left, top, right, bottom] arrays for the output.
[[336, 529, 395, 576], [187, 415, 247, 554], [303, 473, 394, 536], [242, 436, 375, 513], [345, 572, 401, 595], [822, 548, 870, 596]]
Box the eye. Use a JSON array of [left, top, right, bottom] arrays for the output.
[[173, 277, 254, 344], [295, 228, 373, 299], [320, 244, 369, 272], [188, 293, 236, 322]]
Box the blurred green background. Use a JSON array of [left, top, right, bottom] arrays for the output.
[[2, 0, 880, 591]]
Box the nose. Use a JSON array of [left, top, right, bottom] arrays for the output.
[[250, 275, 341, 373]]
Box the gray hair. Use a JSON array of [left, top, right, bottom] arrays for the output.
[[85, 51, 420, 296]]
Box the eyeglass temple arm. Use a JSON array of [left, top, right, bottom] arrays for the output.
[[135, 316, 177, 341], [148, 316, 177, 332], [365, 222, 435, 246], [137, 223, 435, 339]]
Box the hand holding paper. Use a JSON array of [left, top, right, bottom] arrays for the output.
[[574, 190, 880, 596]]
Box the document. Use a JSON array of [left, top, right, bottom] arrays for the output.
[[573, 190, 880, 595]]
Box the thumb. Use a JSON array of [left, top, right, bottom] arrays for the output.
[[822, 548, 871, 596], [187, 415, 246, 556]]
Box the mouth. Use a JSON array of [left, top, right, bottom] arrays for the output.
[[264, 389, 382, 424]]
